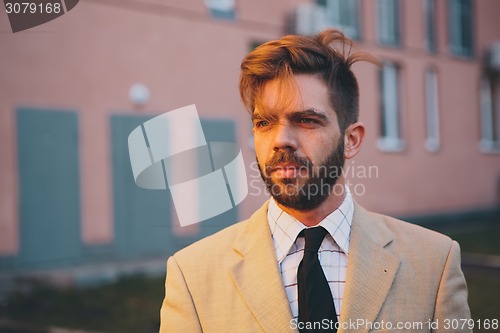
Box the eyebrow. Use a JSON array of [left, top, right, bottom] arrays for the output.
[[251, 113, 264, 121], [289, 109, 329, 122], [251, 109, 329, 122]]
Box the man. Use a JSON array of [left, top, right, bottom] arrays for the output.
[[159, 29, 471, 332]]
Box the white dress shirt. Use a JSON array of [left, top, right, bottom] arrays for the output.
[[267, 188, 354, 321]]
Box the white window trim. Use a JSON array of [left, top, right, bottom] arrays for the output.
[[377, 137, 406, 152], [480, 76, 500, 154], [378, 62, 406, 152], [425, 69, 440, 152], [480, 140, 500, 154]]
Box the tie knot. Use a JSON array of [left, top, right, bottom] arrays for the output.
[[301, 227, 327, 253]]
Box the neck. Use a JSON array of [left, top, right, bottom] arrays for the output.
[[276, 179, 347, 227]]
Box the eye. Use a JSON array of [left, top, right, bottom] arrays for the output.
[[299, 118, 317, 124], [254, 120, 269, 128], [297, 118, 321, 127]]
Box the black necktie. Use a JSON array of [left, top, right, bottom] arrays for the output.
[[297, 227, 337, 332]]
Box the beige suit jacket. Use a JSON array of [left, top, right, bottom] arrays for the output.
[[160, 201, 471, 332]]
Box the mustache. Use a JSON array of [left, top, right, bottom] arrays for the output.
[[264, 151, 312, 174]]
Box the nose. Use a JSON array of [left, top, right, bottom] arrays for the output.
[[272, 123, 298, 152]]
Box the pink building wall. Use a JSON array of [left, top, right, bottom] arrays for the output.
[[0, 0, 499, 257]]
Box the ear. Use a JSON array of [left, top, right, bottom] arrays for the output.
[[343, 122, 365, 159]]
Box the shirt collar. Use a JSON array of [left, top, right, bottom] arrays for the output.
[[267, 187, 354, 264]]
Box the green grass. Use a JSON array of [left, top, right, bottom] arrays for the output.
[[464, 272, 500, 332], [0, 275, 165, 333], [2, 272, 498, 333], [0, 271, 500, 333], [433, 223, 500, 331]]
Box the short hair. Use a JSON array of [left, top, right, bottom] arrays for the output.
[[239, 29, 379, 132]]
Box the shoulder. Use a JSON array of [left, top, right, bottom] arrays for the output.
[[356, 204, 455, 257], [380, 211, 451, 244], [354, 205, 462, 287]]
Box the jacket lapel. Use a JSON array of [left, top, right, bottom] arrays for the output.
[[229, 201, 296, 333], [339, 203, 400, 333]]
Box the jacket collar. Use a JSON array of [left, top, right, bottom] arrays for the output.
[[228, 200, 401, 333]]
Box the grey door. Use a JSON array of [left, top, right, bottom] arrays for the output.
[[16, 108, 82, 269], [110, 114, 238, 259]]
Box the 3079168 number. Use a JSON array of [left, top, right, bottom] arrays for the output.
[[443, 318, 499, 330], [5, 2, 61, 14]]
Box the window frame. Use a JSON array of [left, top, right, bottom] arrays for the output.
[[205, 0, 236, 20], [424, 0, 437, 53], [480, 74, 500, 153], [317, 0, 361, 40], [377, 0, 401, 47], [378, 61, 406, 152], [448, 0, 474, 58], [424, 68, 441, 152]]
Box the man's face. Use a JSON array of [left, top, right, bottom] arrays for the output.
[[252, 74, 345, 211]]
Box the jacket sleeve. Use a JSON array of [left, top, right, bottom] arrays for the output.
[[433, 240, 472, 333], [159, 255, 203, 333]]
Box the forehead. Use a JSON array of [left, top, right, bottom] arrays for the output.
[[256, 74, 334, 118]]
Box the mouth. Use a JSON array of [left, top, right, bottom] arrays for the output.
[[269, 164, 304, 178]]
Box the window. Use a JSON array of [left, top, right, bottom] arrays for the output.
[[425, 69, 440, 152], [205, 0, 236, 20], [317, 0, 360, 39], [378, 62, 405, 151], [480, 75, 500, 152], [449, 0, 473, 57], [378, 0, 400, 46], [424, 0, 436, 52]]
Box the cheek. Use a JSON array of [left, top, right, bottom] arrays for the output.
[[306, 135, 339, 163], [253, 138, 268, 162], [253, 130, 270, 146]]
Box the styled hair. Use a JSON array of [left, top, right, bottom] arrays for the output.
[[239, 29, 380, 131]]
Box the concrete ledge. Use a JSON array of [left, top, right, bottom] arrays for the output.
[[462, 252, 500, 269], [0, 257, 167, 297]]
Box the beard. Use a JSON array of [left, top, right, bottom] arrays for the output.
[[257, 137, 345, 211]]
